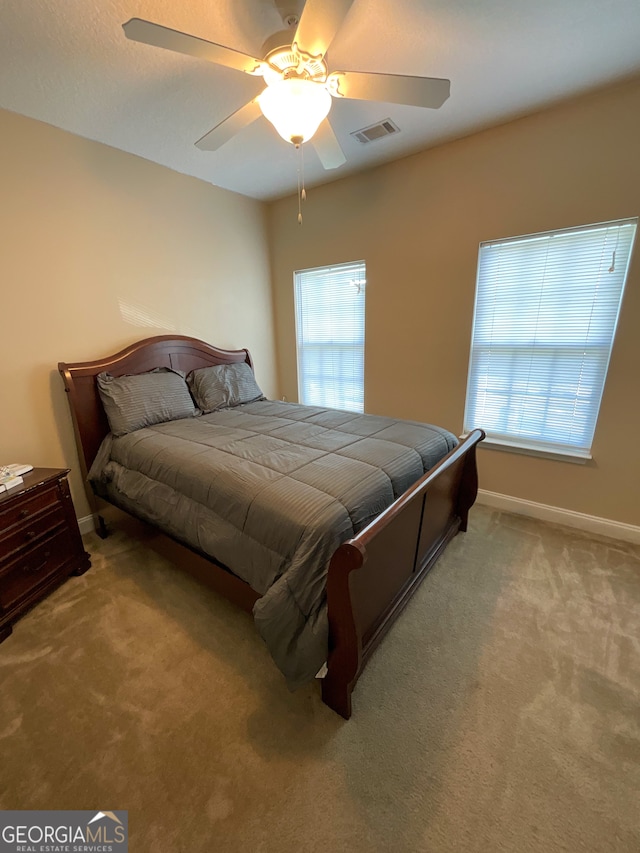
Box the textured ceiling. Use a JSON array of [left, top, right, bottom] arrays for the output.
[[2, 0, 640, 200]]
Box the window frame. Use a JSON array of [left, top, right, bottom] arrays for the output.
[[463, 218, 637, 461], [293, 260, 366, 413]]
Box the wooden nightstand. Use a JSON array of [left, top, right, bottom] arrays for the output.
[[0, 468, 91, 642]]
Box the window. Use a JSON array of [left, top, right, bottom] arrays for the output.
[[294, 260, 366, 412], [464, 219, 637, 458]]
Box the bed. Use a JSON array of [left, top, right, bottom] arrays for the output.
[[59, 335, 484, 718]]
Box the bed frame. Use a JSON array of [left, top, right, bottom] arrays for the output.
[[59, 335, 484, 719]]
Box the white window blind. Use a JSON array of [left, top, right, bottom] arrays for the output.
[[464, 219, 637, 457], [294, 260, 366, 412]]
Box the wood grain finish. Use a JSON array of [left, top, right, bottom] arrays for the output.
[[322, 432, 482, 717], [0, 468, 91, 641], [59, 336, 484, 718]]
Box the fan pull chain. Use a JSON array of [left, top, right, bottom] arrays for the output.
[[294, 137, 306, 224]]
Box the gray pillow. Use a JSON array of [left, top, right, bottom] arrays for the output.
[[187, 362, 264, 413], [97, 368, 197, 436]]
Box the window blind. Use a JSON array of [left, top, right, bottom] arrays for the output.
[[294, 260, 366, 412], [464, 219, 637, 457]]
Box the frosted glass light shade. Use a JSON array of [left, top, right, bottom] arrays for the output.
[[258, 78, 332, 144]]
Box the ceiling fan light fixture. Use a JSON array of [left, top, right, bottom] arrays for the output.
[[258, 78, 332, 144]]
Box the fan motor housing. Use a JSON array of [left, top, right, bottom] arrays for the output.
[[261, 28, 295, 57], [264, 45, 327, 82]]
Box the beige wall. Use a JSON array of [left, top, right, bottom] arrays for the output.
[[268, 76, 640, 526], [0, 108, 277, 518]]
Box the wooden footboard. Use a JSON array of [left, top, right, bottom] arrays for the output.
[[322, 429, 484, 718]]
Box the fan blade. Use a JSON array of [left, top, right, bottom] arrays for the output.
[[123, 18, 265, 76], [195, 98, 263, 151], [293, 0, 355, 60], [311, 119, 346, 170], [328, 71, 450, 109]]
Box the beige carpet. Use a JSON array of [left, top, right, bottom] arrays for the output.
[[1, 506, 639, 852]]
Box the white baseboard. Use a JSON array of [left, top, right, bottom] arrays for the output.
[[477, 489, 640, 545], [78, 514, 96, 536]]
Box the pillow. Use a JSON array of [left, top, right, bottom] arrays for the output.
[[97, 368, 197, 436], [187, 362, 264, 413]]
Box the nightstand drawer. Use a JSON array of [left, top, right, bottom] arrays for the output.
[[0, 468, 90, 641], [0, 482, 60, 531], [0, 505, 67, 564], [0, 526, 73, 614]]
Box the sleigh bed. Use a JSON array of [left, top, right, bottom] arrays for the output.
[[59, 335, 484, 718]]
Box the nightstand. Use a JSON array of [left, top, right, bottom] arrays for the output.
[[0, 468, 91, 641]]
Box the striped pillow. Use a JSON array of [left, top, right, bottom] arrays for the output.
[[97, 368, 197, 436], [187, 362, 264, 413]]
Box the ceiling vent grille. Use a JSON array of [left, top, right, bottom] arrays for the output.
[[350, 119, 400, 144]]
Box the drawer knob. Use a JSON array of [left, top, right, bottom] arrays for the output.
[[20, 509, 30, 519], [25, 530, 36, 540], [22, 556, 49, 575]]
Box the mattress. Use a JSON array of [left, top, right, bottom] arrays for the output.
[[89, 399, 457, 687]]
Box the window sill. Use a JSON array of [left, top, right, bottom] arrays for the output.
[[471, 437, 592, 464]]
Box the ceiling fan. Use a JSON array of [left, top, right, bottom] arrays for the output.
[[123, 0, 450, 171]]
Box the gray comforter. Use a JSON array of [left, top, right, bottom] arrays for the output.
[[89, 400, 457, 687]]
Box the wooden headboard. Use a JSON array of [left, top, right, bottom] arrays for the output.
[[58, 335, 253, 489]]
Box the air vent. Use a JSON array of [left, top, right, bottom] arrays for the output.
[[350, 119, 400, 144]]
